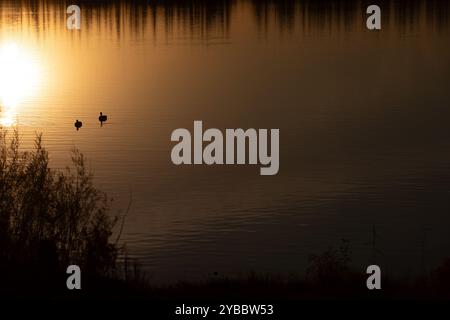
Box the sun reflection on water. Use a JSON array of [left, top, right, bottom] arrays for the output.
[[0, 42, 42, 127]]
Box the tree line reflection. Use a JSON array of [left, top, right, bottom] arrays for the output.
[[0, 1, 448, 40]]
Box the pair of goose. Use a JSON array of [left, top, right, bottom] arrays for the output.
[[75, 112, 107, 130]]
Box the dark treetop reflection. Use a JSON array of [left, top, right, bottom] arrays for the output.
[[1, 0, 448, 41]]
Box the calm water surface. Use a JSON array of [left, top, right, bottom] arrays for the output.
[[1, 0, 450, 283]]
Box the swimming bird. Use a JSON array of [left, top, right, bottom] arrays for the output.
[[74, 120, 82, 131], [99, 112, 107, 126]]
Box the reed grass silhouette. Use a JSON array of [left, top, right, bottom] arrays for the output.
[[0, 129, 120, 295]]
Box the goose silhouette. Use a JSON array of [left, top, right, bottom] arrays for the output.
[[99, 112, 107, 126], [74, 120, 82, 131]]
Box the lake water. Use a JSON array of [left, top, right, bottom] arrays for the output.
[[1, 0, 450, 283]]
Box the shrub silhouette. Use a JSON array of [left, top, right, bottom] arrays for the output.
[[0, 129, 118, 293], [306, 239, 352, 289]]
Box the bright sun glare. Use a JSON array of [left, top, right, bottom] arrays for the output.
[[0, 43, 41, 126]]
